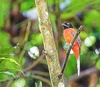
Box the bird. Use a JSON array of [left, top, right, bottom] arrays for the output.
[[62, 22, 81, 76]]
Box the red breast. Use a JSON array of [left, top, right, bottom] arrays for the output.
[[63, 28, 80, 59]]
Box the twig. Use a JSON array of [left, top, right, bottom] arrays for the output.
[[23, 54, 44, 72], [5, 70, 51, 87], [65, 67, 99, 86], [59, 25, 84, 78], [19, 21, 31, 64], [5, 80, 13, 87], [31, 70, 49, 76], [31, 75, 51, 86]]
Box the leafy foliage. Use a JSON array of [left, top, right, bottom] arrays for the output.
[[0, 57, 20, 81], [0, 0, 100, 86]]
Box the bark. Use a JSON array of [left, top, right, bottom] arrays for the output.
[[35, 0, 64, 87]]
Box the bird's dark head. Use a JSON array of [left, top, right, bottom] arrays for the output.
[[62, 22, 73, 29]]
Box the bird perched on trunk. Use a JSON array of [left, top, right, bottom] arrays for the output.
[[62, 23, 81, 76]]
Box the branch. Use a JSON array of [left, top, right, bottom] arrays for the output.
[[19, 21, 31, 64], [60, 25, 84, 77], [35, 0, 64, 87], [31, 75, 51, 86], [65, 67, 99, 86], [5, 70, 51, 87], [5, 80, 13, 87], [31, 70, 49, 76]]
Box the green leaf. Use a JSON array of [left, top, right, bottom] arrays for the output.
[[20, 0, 35, 12], [0, 12, 4, 28], [0, 71, 15, 77], [17, 70, 25, 75], [0, 57, 20, 74], [96, 59, 100, 69], [80, 31, 88, 39], [35, 81, 42, 87], [0, 73, 8, 81], [46, 0, 55, 6], [0, 57, 20, 66], [9, 58, 20, 66], [11, 78, 26, 87], [0, 31, 11, 48], [0, 0, 10, 28], [0, 57, 21, 81], [30, 33, 43, 46]]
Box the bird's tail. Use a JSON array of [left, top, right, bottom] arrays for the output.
[[77, 56, 80, 76]]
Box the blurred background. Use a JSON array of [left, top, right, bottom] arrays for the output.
[[0, 0, 100, 87]]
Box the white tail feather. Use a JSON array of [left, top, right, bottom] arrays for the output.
[[77, 58, 80, 76]]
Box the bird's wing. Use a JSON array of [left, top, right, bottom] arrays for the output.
[[72, 32, 82, 47]]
